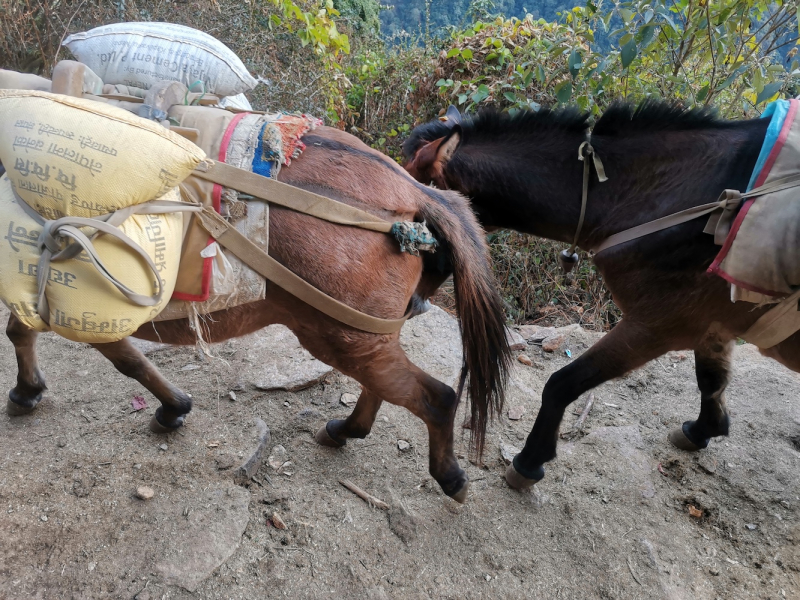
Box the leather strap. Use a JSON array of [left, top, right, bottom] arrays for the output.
[[193, 206, 408, 333], [741, 287, 800, 348], [192, 160, 394, 233], [593, 173, 800, 254]]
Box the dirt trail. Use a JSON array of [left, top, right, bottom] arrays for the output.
[[1, 304, 798, 599]]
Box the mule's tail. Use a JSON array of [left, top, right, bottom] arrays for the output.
[[418, 190, 511, 456]]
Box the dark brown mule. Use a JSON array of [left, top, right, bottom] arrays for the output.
[[5, 126, 512, 502], [402, 101, 798, 490]]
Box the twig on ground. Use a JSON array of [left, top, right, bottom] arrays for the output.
[[560, 393, 594, 439], [339, 479, 389, 510]]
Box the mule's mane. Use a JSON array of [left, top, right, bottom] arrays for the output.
[[404, 100, 731, 158], [593, 100, 726, 136]]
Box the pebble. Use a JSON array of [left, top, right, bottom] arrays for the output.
[[40, 515, 48, 522], [508, 406, 525, 420], [228, 391, 237, 401], [268, 445, 288, 470], [340, 392, 358, 407], [56, 439, 67, 448], [484, 574, 491, 581], [133, 463, 142, 470], [398, 440, 411, 451], [159, 444, 168, 451], [746, 523, 757, 530], [542, 334, 565, 352], [500, 441, 521, 464], [517, 354, 533, 366], [180, 364, 201, 371], [135, 486, 155, 500], [271, 512, 288, 530]]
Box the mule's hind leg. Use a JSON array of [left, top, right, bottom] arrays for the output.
[[669, 323, 734, 451], [91, 338, 192, 432], [298, 330, 467, 501], [315, 388, 383, 447], [6, 314, 47, 415], [508, 320, 672, 490]]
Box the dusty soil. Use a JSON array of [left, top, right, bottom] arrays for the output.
[[1, 303, 799, 599]]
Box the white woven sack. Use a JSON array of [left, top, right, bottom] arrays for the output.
[[63, 22, 258, 97], [218, 93, 253, 111]]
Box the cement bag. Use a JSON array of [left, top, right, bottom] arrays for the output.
[[0, 70, 51, 92], [218, 93, 253, 111], [0, 90, 205, 219], [63, 22, 258, 97], [0, 175, 184, 342]]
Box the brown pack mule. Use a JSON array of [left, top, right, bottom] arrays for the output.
[[4, 126, 512, 503], [403, 101, 799, 491]]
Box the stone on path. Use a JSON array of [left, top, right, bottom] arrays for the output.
[[506, 328, 527, 351], [235, 325, 334, 392], [156, 486, 250, 592], [399, 306, 462, 387]]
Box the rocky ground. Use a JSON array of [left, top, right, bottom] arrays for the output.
[[0, 304, 799, 599]]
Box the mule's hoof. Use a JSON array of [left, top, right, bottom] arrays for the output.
[[448, 481, 470, 504], [149, 414, 184, 433], [314, 423, 345, 448], [505, 462, 542, 490], [6, 398, 37, 416], [668, 421, 709, 452]]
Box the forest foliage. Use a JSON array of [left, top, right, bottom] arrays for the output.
[[1, 0, 798, 328]]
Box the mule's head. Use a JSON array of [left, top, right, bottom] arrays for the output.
[[402, 105, 462, 188]]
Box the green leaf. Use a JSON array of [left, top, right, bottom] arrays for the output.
[[457, 93, 468, 105], [696, 84, 710, 102], [636, 23, 657, 48], [569, 49, 582, 79], [620, 39, 638, 68], [756, 82, 783, 104], [461, 48, 474, 60], [620, 8, 634, 24], [536, 64, 546, 84], [471, 84, 490, 103], [446, 48, 460, 59], [503, 91, 517, 103], [555, 80, 572, 103], [716, 66, 746, 91]]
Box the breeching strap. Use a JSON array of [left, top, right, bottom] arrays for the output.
[[192, 206, 409, 334], [192, 160, 394, 233]]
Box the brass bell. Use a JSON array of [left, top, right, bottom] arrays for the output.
[[558, 249, 579, 274]]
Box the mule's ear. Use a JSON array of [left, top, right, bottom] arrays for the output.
[[445, 105, 462, 126], [436, 128, 461, 166]]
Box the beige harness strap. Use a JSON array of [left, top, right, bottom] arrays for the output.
[[741, 288, 800, 348], [193, 206, 408, 334], [192, 160, 394, 233], [593, 173, 800, 254]]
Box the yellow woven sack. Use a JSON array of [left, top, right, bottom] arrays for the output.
[[0, 90, 205, 219], [0, 175, 184, 342]]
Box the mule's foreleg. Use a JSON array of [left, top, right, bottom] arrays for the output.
[[315, 388, 383, 447], [669, 323, 734, 451], [6, 314, 47, 415], [91, 338, 192, 431], [507, 320, 671, 490]]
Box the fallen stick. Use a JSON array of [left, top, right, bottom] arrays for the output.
[[560, 393, 595, 439], [574, 393, 595, 431], [339, 479, 390, 510]]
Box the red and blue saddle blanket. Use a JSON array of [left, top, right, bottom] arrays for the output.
[[162, 107, 320, 316], [709, 98, 800, 299]]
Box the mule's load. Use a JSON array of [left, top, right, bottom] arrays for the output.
[[0, 90, 205, 343], [63, 22, 258, 97]]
